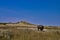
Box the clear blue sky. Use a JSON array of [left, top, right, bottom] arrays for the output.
[[0, 0, 60, 26]]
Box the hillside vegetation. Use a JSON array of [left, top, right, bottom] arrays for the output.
[[0, 29, 60, 40], [0, 21, 60, 40]]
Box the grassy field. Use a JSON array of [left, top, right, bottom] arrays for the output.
[[0, 28, 60, 40], [12, 29, 60, 40], [0, 22, 60, 40]]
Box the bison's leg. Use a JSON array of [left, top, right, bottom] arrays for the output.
[[40, 28, 43, 31], [40, 27, 44, 31], [38, 28, 40, 31]]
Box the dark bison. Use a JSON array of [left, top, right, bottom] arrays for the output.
[[37, 25, 44, 31]]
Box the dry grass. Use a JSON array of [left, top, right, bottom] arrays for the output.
[[0, 29, 60, 40], [8, 29, 60, 40], [0, 24, 60, 40], [45, 26, 60, 30]]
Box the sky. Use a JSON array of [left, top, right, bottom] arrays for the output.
[[0, 0, 60, 26]]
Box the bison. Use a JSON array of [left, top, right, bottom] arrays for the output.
[[37, 25, 44, 31]]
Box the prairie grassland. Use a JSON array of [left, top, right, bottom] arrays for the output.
[[45, 26, 60, 30], [11, 29, 60, 40], [0, 28, 60, 40], [0, 25, 60, 40]]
